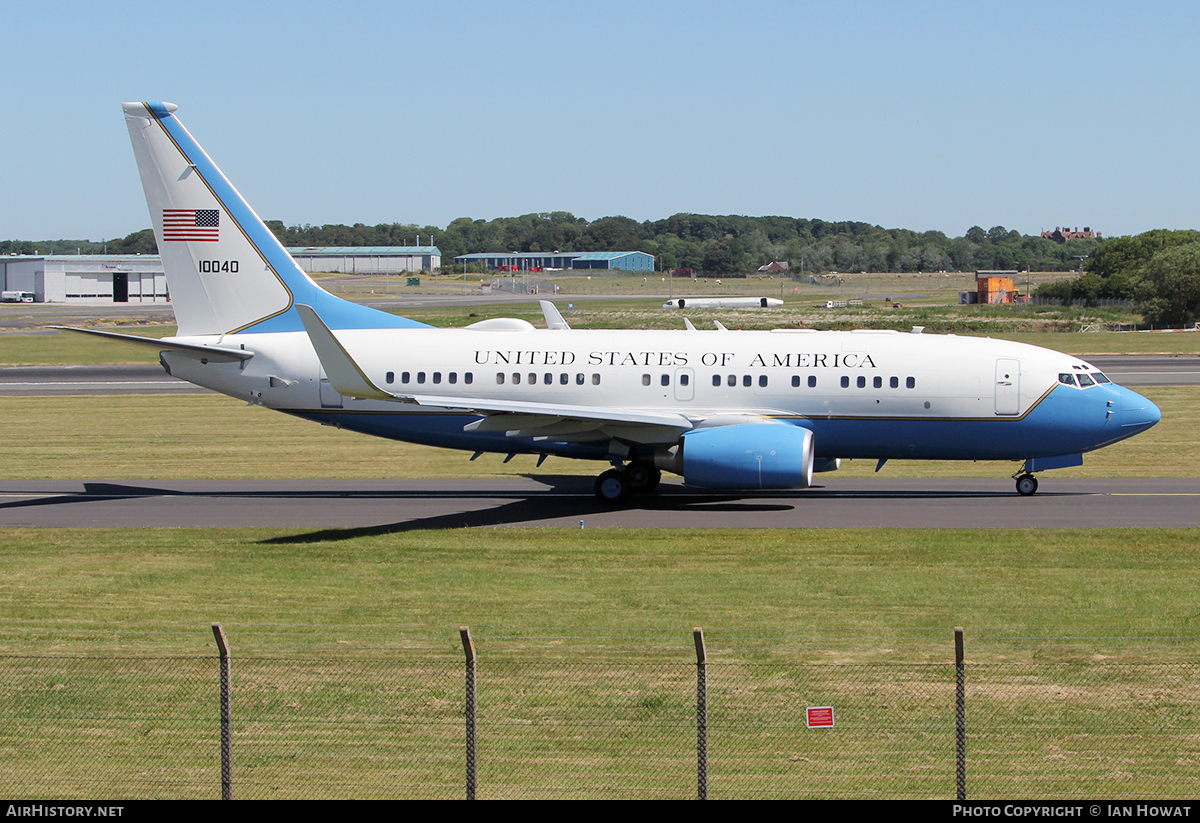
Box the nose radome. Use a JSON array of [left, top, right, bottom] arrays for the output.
[[1120, 389, 1162, 430]]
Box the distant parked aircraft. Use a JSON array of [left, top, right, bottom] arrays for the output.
[[663, 297, 783, 309]]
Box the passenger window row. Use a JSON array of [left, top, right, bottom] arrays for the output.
[[839, 375, 916, 389], [382, 370, 915, 392], [701, 374, 915, 390], [495, 372, 602, 386], [707, 374, 768, 387], [385, 371, 473, 386], [643, 374, 692, 387]]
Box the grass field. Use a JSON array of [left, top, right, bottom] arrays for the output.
[[3, 269, 1197, 365], [317, 269, 1079, 303], [4, 318, 1199, 366], [3, 527, 1199, 798], [4, 528, 1200, 656]]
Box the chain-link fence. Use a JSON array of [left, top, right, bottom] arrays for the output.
[[2, 628, 1198, 799]]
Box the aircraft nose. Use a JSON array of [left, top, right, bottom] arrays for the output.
[[1117, 386, 1162, 432]]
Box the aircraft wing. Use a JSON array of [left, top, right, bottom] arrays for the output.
[[295, 303, 692, 443], [405, 393, 693, 442]]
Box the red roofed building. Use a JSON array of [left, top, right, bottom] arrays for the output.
[[1041, 226, 1100, 243]]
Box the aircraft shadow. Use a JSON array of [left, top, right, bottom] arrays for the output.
[[258, 474, 1048, 544], [258, 475, 800, 544]]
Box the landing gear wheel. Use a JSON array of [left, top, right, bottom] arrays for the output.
[[595, 469, 633, 504], [1015, 474, 1039, 496], [625, 461, 662, 493]]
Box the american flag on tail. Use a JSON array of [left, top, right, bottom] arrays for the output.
[[162, 209, 219, 241]]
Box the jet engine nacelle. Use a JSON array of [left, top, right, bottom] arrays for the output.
[[681, 424, 815, 490]]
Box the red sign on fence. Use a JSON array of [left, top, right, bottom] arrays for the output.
[[806, 706, 835, 728]]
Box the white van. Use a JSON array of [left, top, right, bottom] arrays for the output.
[[0, 291, 34, 303]]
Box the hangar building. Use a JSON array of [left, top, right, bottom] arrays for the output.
[[0, 255, 168, 303], [453, 250, 654, 272], [0, 245, 442, 303], [287, 246, 441, 273]]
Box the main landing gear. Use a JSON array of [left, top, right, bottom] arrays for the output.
[[1015, 473, 1039, 496], [594, 460, 662, 504]]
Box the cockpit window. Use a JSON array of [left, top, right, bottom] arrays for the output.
[[1077, 373, 1096, 387], [1093, 372, 1112, 384], [1058, 373, 1077, 387]]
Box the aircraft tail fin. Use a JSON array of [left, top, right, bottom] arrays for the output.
[[122, 102, 430, 336]]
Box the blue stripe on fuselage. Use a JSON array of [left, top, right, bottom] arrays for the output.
[[280, 383, 1158, 465], [144, 103, 431, 334], [790, 383, 1157, 460]]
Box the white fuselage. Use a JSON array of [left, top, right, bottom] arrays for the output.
[[159, 324, 1148, 465]]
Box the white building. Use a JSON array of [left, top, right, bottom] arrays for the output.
[[287, 246, 441, 274], [0, 255, 168, 303]]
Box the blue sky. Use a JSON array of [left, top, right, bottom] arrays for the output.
[[3, 0, 1198, 242]]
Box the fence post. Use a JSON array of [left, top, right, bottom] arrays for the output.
[[211, 623, 232, 801], [955, 626, 966, 800], [461, 627, 477, 800], [694, 627, 707, 800]]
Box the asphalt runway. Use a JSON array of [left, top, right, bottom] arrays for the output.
[[1085, 355, 1200, 386], [2, 477, 1199, 531], [0, 364, 207, 395]]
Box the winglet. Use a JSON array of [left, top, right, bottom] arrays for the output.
[[295, 304, 395, 401], [539, 300, 570, 330]]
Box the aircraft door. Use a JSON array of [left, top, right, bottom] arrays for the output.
[[994, 358, 1020, 415], [674, 368, 694, 401], [318, 364, 343, 408]]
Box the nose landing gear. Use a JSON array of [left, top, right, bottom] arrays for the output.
[[1015, 473, 1039, 496]]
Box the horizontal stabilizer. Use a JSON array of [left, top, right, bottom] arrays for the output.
[[52, 326, 254, 362]]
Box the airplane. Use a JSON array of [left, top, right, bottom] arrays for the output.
[[663, 297, 784, 309], [64, 102, 1162, 504]]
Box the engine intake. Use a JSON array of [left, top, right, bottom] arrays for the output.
[[680, 424, 815, 490]]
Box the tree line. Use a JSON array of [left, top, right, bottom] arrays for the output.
[[0, 229, 156, 256], [266, 213, 1101, 274], [9, 215, 1197, 324], [1033, 229, 1200, 325], [4, 214, 1099, 274]]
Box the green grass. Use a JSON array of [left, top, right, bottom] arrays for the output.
[[4, 528, 1200, 654], [4, 277, 1197, 364], [1, 326, 173, 365], [9, 320, 1197, 364], [2, 527, 1200, 798]]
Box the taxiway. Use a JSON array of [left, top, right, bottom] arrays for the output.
[[2, 478, 1198, 531]]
